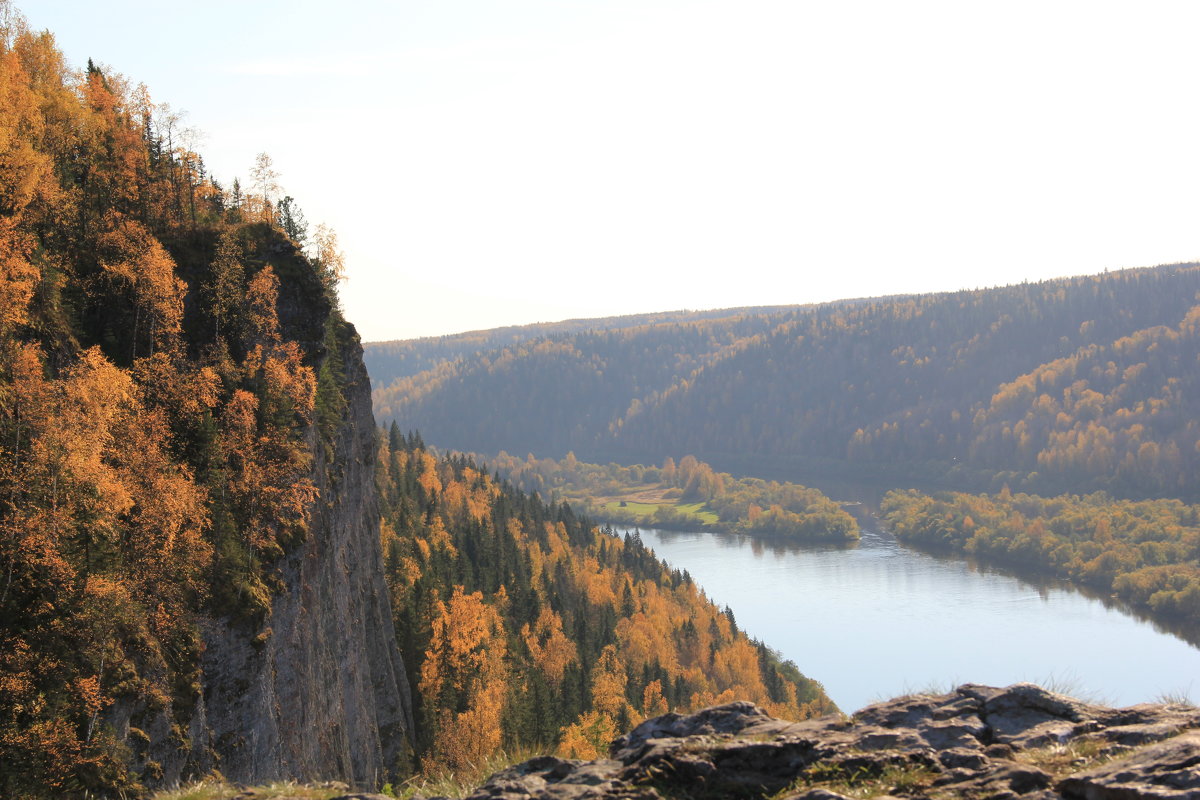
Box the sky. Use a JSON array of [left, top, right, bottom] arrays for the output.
[[17, 1, 1200, 342]]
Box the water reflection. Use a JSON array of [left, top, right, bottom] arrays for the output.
[[627, 517, 1200, 714]]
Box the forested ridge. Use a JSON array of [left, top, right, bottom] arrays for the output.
[[0, 8, 369, 796], [363, 305, 797, 391], [376, 429, 833, 776], [371, 265, 1200, 500]]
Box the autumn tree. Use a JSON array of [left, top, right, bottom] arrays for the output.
[[204, 230, 245, 343], [311, 222, 345, 295], [418, 587, 508, 774], [0, 12, 351, 794], [248, 151, 279, 223]]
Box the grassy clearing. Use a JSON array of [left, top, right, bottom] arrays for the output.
[[601, 498, 720, 525], [151, 748, 542, 800], [604, 500, 667, 516], [676, 502, 720, 524]]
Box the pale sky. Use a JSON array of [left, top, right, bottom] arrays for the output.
[[18, 1, 1200, 341]]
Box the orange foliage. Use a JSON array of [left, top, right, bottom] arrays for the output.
[[418, 587, 508, 774], [589, 644, 630, 719], [96, 215, 186, 354], [521, 607, 577, 687], [712, 638, 768, 700], [556, 710, 617, 760], [641, 679, 668, 719]]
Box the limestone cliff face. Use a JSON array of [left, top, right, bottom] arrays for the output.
[[188, 328, 413, 786]]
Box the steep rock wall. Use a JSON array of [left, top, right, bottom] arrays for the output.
[[189, 328, 413, 786]]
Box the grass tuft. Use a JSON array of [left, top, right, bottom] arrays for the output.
[[151, 780, 349, 800], [1015, 738, 1129, 779], [393, 746, 546, 800], [771, 761, 938, 800], [1156, 688, 1195, 707]]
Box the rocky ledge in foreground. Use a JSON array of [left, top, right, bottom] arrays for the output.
[[451, 684, 1200, 800]]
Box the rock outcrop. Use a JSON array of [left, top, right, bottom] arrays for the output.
[[449, 684, 1200, 800], [177, 330, 415, 787]]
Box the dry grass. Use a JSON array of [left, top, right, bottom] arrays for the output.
[[151, 780, 350, 800], [1015, 738, 1130, 780], [393, 746, 546, 800], [151, 747, 546, 800], [771, 761, 939, 799]]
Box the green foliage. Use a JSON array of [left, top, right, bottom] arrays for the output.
[[786, 759, 938, 799], [880, 488, 1200, 625], [315, 315, 349, 447], [483, 451, 858, 542]]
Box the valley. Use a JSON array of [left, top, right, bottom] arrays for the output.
[[4, 2, 1200, 796]]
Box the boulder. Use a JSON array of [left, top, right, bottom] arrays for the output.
[[457, 684, 1200, 800], [1059, 732, 1200, 800]]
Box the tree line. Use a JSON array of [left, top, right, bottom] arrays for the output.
[[880, 488, 1200, 626]]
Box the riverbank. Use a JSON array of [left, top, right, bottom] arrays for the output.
[[479, 451, 860, 542], [880, 488, 1200, 631]]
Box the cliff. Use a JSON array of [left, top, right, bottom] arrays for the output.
[[192, 329, 414, 785], [444, 683, 1200, 800], [0, 12, 413, 794], [91, 322, 415, 790]]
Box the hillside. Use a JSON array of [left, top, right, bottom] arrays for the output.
[[376, 431, 834, 775], [0, 13, 410, 796], [370, 265, 1200, 500], [363, 306, 798, 390]]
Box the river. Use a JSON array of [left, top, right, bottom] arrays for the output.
[[631, 509, 1200, 713]]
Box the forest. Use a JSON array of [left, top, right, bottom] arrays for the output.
[[370, 266, 1200, 501], [880, 488, 1200, 626], [376, 428, 833, 776], [478, 451, 858, 542]]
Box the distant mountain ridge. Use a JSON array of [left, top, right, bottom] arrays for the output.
[[369, 264, 1200, 500], [363, 305, 800, 389]]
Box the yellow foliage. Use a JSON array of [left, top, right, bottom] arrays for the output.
[[418, 587, 508, 774], [521, 607, 577, 687], [556, 710, 617, 760], [589, 644, 629, 719], [641, 679, 668, 720], [423, 682, 506, 776], [417, 450, 442, 496]]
